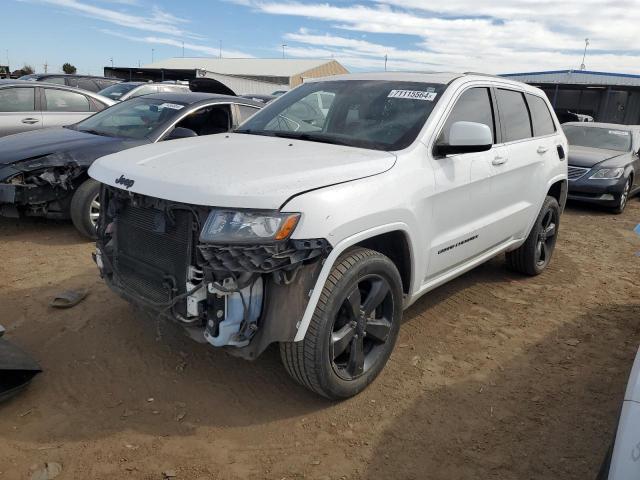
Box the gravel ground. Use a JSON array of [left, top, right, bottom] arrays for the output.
[[0, 199, 639, 480]]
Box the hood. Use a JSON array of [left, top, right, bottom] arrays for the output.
[[567, 145, 626, 168], [625, 347, 640, 402], [89, 133, 397, 209], [0, 127, 146, 168]]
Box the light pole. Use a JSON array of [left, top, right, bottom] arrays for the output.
[[384, 54, 388, 71], [151, 48, 155, 63], [182, 41, 184, 57], [580, 38, 589, 70], [281, 44, 287, 59], [109, 57, 113, 68], [219, 40, 222, 59]]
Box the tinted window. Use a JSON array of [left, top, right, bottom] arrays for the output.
[[98, 83, 141, 100], [45, 89, 91, 112], [496, 89, 532, 142], [438, 87, 495, 144], [238, 81, 445, 151], [78, 78, 99, 92], [236, 105, 260, 123], [96, 79, 117, 90], [526, 94, 556, 136], [0, 87, 35, 112], [563, 126, 631, 152]]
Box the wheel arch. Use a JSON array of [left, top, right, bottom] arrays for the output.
[[547, 177, 568, 212], [293, 223, 415, 342]]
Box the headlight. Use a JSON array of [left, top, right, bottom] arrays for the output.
[[589, 168, 624, 179], [199, 210, 300, 243]]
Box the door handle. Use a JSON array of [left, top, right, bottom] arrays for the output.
[[21, 117, 40, 124], [492, 156, 507, 166], [536, 146, 548, 154]]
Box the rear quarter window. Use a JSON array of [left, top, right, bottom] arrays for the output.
[[526, 93, 556, 137]]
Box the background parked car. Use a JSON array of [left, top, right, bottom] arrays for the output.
[[0, 80, 115, 137], [0, 93, 262, 238], [564, 122, 640, 213], [98, 81, 191, 102], [18, 74, 120, 92]]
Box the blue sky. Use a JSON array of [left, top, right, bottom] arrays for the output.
[[5, 0, 640, 76]]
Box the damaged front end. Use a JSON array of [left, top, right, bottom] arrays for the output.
[[0, 156, 86, 219], [95, 186, 331, 359]]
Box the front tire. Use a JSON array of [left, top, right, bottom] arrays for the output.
[[506, 195, 560, 276], [70, 178, 101, 240], [280, 248, 403, 399], [612, 176, 631, 214]]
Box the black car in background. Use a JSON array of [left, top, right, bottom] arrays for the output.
[[18, 74, 120, 92], [564, 122, 640, 213], [0, 93, 262, 238]]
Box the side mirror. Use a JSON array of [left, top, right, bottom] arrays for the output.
[[166, 127, 198, 140], [435, 121, 493, 156]]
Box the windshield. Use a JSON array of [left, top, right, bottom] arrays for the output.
[[237, 80, 446, 151], [98, 83, 141, 100], [563, 125, 632, 152], [75, 97, 187, 139], [18, 75, 38, 81]]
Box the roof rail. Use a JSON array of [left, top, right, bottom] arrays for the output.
[[462, 71, 502, 79]]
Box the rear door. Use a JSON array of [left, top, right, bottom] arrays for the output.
[[41, 87, 94, 128], [427, 86, 499, 278], [489, 88, 547, 240], [0, 86, 42, 136]]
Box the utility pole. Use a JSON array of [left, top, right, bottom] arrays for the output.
[[5, 49, 8, 69], [219, 40, 222, 59], [580, 38, 589, 70], [109, 57, 114, 68], [182, 41, 184, 57], [43, 61, 48, 73], [384, 54, 388, 71], [138, 60, 141, 68], [151, 48, 155, 63], [281, 44, 287, 59]]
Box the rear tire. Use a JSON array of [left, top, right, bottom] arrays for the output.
[[506, 195, 560, 276], [280, 247, 403, 399], [70, 178, 101, 240]]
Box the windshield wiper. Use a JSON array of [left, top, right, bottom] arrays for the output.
[[271, 131, 351, 146], [78, 128, 113, 137]]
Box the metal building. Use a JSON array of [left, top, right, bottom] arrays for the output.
[[502, 70, 640, 125], [104, 58, 349, 96]]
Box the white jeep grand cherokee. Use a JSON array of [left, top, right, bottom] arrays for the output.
[[89, 73, 568, 399]]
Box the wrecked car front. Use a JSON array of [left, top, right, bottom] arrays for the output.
[[89, 133, 396, 358]]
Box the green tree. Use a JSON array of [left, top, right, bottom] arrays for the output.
[[20, 64, 34, 75], [62, 63, 77, 74]]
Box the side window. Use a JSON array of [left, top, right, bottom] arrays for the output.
[[0, 87, 35, 112], [78, 78, 99, 92], [236, 105, 260, 124], [496, 89, 532, 142], [526, 93, 556, 137], [44, 89, 91, 112], [175, 105, 231, 136], [96, 79, 117, 90], [129, 85, 158, 98], [439, 87, 495, 145], [45, 76, 66, 85]]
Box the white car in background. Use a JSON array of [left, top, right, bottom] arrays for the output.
[[98, 81, 190, 102], [599, 347, 640, 480]]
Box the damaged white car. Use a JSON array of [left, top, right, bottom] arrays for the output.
[[89, 73, 568, 399]]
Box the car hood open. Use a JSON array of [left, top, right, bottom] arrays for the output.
[[89, 133, 397, 209], [0, 127, 146, 169], [567, 145, 626, 168]]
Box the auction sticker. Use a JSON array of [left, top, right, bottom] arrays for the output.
[[388, 90, 437, 101], [158, 103, 185, 110], [609, 130, 629, 136]]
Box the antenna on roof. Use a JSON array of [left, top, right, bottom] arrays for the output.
[[580, 38, 589, 70]]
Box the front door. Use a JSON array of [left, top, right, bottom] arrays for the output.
[[427, 86, 499, 279]]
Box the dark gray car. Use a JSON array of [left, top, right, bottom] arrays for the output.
[[0, 80, 115, 137], [564, 122, 640, 213], [0, 92, 262, 238]]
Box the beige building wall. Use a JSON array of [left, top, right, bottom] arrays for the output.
[[290, 60, 349, 87]]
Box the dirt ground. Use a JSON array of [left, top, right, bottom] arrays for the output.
[[0, 199, 639, 480]]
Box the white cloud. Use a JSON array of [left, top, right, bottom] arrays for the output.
[[100, 29, 254, 59], [239, 0, 640, 73], [32, 0, 195, 37]]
